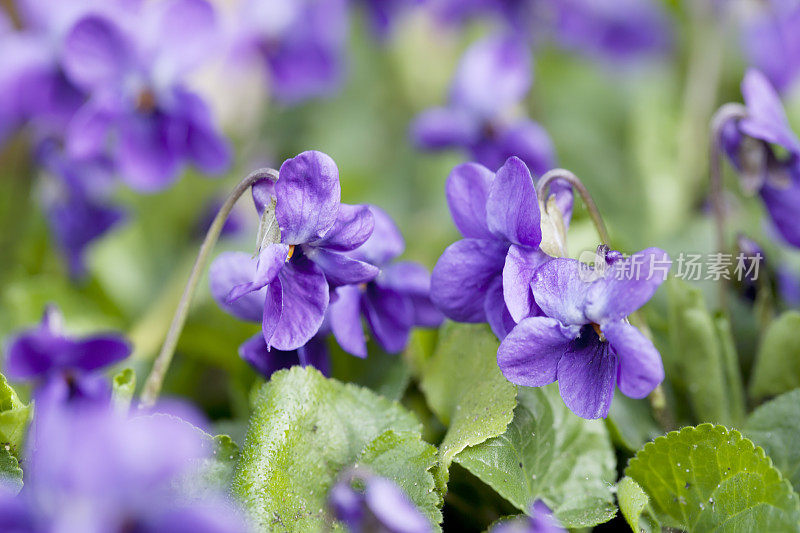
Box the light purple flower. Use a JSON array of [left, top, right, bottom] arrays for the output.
[[61, 0, 230, 191], [431, 157, 550, 339], [329, 206, 443, 358], [239, 332, 330, 378], [0, 401, 248, 533], [237, 0, 348, 104], [411, 35, 572, 219], [545, 0, 672, 63], [741, 0, 800, 93], [4, 305, 130, 405], [329, 469, 432, 533], [721, 69, 800, 248], [209, 151, 379, 351], [497, 246, 669, 419], [357, 0, 425, 38], [490, 501, 565, 533]]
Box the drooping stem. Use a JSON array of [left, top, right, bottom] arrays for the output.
[[536, 168, 611, 245], [708, 103, 748, 310], [140, 168, 279, 407]]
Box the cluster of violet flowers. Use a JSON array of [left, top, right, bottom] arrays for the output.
[[1, 305, 248, 532], [429, 156, 670, 419], [209, 150, 442, 377]]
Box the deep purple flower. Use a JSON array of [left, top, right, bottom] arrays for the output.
[[721, 69, 800, 248], [36, 139, 124, 278], [431, 157, 550, 339], [237, 0, 348, 104], [431, 0, 533, 30], [239, 332, 330, 379], [329, 206, 443, 357], [411, 35, 572, 219], [490, 501, 565, 533], [0, 401, 247, 533], [4, 305, 130, 404], [497, 246, 669, 419], [209, 151, 378, 351], [741, 0, 800, 93], [329, 469, 432, 533], [545, 0, 672, 63], [734, 234, 766, 302], [61, 0, 231, 191]]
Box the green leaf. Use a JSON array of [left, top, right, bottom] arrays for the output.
[[750, 311, 800, 400], [0, 446, 22, 494], [111, 368, 136, 413], [0, 373, 30, 457], [625, 424, 800, 531], [666, 277, 735, 424], [355, 430, 442, 526], [232, 366, 439, 532], [617, 476, 659, 533], [419, 322, 517, 490], [744, 388, 800, 494], [455, 385, 617, 528]]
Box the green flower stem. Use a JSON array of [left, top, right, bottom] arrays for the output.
[[139, 168, 279, 407], [536, 168, 611, 246], [708, 103, 748, 311]]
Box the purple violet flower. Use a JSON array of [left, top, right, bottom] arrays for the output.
[[497, 246, 669, 419], [721, 69, 800, 249], [545, 0, 672, 63], [411, 35, 572, 219], [329, 469, 432, 533], [490, 501, 565, 533], [329, 206, 443, 358], [237, 0, 348, 104], [209, 151, 379, 351], [4, 305, 130, 404], [741, 0, 800, 93], [239, 332, 330, 379], [0, 401, 247, 533], [430, 157, 550, 339], [60, 0, 231, 191], [36, 139, 124, 278]]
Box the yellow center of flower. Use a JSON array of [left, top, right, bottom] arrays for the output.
[[135, 89, 157, 112], [592, 323, 605, 341], [286, 245, 295, 261]]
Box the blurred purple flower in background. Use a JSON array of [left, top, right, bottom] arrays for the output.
[[237, 0, 348, 104], [329, 468, 432, 533], [721, 69, 800, 249], [329, 205, 442, 358], [497, 246, 669, 419], [431, 157, 550, 339], [0, 402, 247, 532], [210, 151, 378, 352], [546, 0, 671, 63], [356, 0, 426, 38], [741, 0, 800, 94], [490, 501, 565, 533], [61, 0, 231, 191], [411, 34, 572, 219], [4, 305, 130, 405], [36, 139, 124, 278]]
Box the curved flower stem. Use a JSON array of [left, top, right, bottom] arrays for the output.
[[536, 168, 611, 245], [708, 103, 748, 310], [140, 168, 279, 408]]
